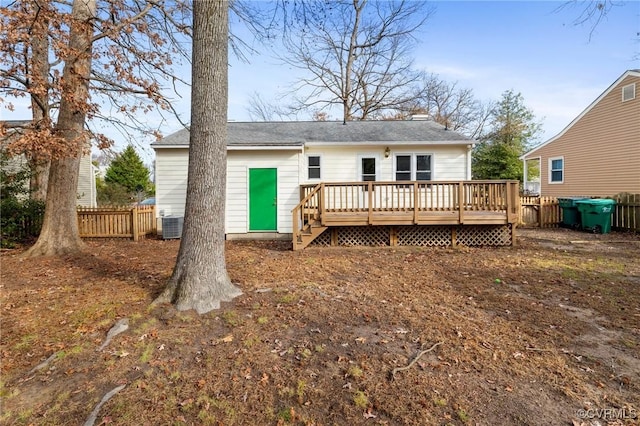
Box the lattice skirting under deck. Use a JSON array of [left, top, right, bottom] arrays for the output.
[[309, 225, 513, 247]]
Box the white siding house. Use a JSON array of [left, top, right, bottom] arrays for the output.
[[1, 121, 96, 207], [77, 154, 97, 207], [152, 120, 474, 238]]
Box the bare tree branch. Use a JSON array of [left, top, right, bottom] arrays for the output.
[[271, 0, 432, 122]]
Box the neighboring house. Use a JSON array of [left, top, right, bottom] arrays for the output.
[[152, 119, 477, 239], [76, 155, 97, 207], [0, 121, 97, 207], [521, 70, 640, 197]]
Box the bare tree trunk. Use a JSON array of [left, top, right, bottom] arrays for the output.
[[154, 0, 241, 314], [28, 156, 50, 202], [28, 0, 51, 201], [24, 0, 95, 257], [342, 0, 364, 124]]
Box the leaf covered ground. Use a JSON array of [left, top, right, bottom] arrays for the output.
[[1, 228, 639, 425]]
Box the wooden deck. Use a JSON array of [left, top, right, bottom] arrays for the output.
[[292, 181, 520, 250]]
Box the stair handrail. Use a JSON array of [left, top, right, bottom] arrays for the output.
[[292, 183, 323, 244]]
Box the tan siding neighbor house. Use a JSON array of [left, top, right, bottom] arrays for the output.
[[521, 70, 640, 197]]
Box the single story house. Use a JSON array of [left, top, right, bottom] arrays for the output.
[[152, 119, 519, 248], [521, 70, 640, 197]]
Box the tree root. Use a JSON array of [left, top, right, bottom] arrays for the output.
[[390, 341, 444, 380], [97, 318, 129, 351], [28, 353, 57, 375], [83, 384, 126, 426]]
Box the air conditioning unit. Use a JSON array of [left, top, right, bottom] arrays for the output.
[[162, 216, 184, 240]]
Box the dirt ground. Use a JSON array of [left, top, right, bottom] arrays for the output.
[[1, 228, 639, 425]]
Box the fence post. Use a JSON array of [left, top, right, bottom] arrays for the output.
[[132, 206, 139, 242]]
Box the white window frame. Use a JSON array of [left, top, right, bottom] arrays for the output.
[[307, 154, 322, 180], [394, 154, 413, 181], [392, 153, 433, 181], [357, 154, 380, 182], [548, 156, 564, 184], [622, 83, 636, 102]]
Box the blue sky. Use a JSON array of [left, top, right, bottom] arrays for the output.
[[227, 0, 639, 145], [2, 1, 638, 160]]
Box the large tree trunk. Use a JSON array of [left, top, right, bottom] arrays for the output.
[[24, 0, 95, 257], [154, 0, 241, 314]]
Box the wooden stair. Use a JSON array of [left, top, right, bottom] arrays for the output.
[[293, 220, 327, 250]]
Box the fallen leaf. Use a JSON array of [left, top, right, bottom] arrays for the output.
[[363, 408, 377, 419], [217, 335, 233, 344]]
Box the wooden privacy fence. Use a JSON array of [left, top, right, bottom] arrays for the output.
[[519, 197, 560, 228], [611, 193, 639, 232], [77, 205, 156, 241], [519, 194, 639, 232]]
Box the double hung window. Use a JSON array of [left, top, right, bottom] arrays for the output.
[[394, 154, 432, 181]]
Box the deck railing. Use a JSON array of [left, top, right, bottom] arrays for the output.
[[294, 180, 519, 234]]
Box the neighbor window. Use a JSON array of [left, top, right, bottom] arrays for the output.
[[549, 157, 564, 183], [622, 83, 636, 102], [361, 157, 377, 181], [394, 154, 432, 181], [307, 155, 321, 179]]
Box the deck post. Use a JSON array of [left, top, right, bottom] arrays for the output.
[[292, 206, 299, 245], [413, 182, 419, 224], [319, 183, 325, 225], [367, 182, 373, 224], [458, 182, 465, 224]]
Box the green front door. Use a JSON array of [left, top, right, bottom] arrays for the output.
[[249, 168, 277, 231]]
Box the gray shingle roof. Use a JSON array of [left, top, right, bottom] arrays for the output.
[[152, 120, 472, 148]]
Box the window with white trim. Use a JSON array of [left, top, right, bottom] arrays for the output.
[[394, 154, 432, 181], [549, 157, 563, 183], [361, 157, 377, 181], [307, 155, 321, 179], [622, 83, 636, 102]]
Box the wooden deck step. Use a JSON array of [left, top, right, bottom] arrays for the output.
[[293, 222, 328, 251]]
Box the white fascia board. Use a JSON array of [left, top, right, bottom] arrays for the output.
[[304, 140, 470, 147], [152, 145, 303, 151], [151, 145, 188, 150], [227, 145, 304, 151]]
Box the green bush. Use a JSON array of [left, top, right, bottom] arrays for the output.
[[0, 151, 45, 246], [96, 178, 133, 206], [0, 197, 45, 247]]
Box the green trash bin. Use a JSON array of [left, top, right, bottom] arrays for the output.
[[575, 199, 616, 234], [558, 197, 589, 228]]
